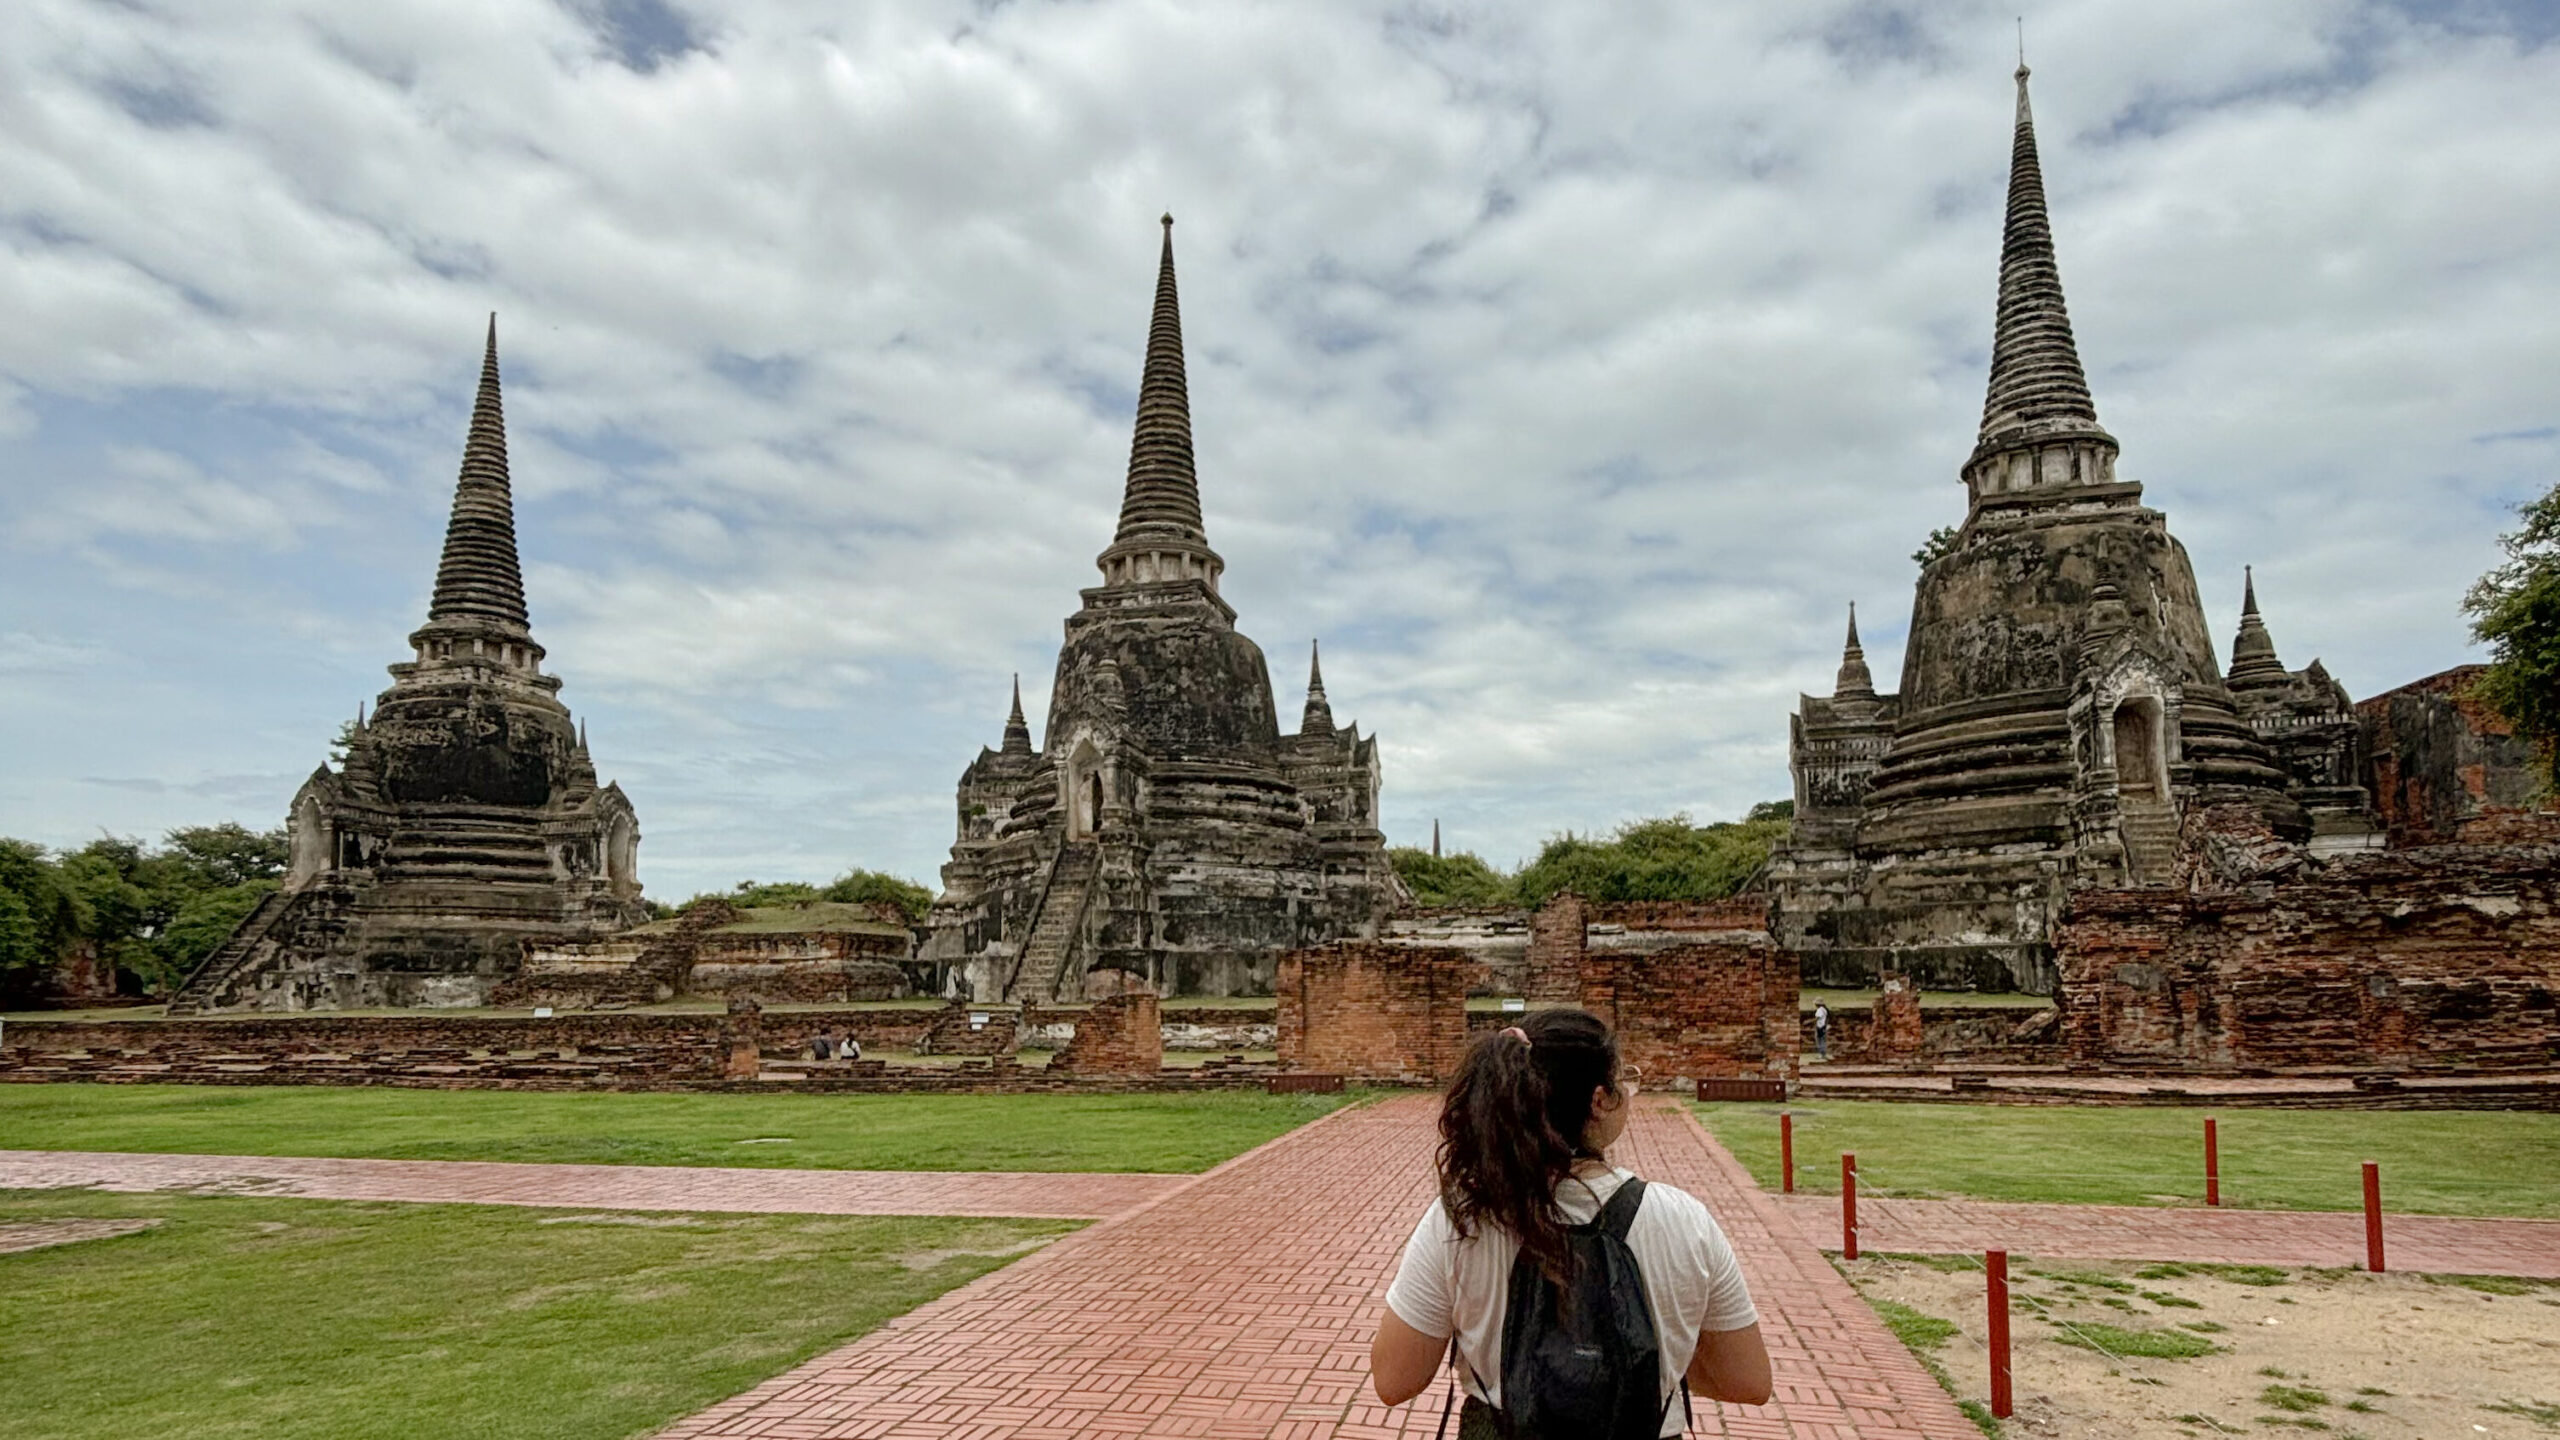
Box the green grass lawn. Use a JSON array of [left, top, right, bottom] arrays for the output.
[[1693, 1100, 2560, 1218], [0, 1085, 1347, 1173], [0, 1187, 1073, 1440]]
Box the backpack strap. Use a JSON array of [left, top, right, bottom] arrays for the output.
[[1596, 1175, 1647, 1242]]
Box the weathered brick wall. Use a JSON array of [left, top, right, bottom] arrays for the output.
[[1523, 893, 1588, 1004], [1277, 944, 1484, 1082], [2057, 843, 2560, 1071], [1869, 973, 1924, 1061], [915, 1001, 1020, 1056], [1808, 1006, 2061, 1062], [2357, 665, 2552, 848], [1577, 938, 1798, 1084], [1048, 992, 1162, 1074], [1585, 899, 1767, 932]]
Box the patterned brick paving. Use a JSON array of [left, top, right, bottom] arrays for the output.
[[653, 1097, 1982, 1439], [0, 1149, 1183, 1220], [1778, 1192, 2560, 1279]]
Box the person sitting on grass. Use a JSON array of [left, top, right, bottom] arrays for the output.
[[1370, 1008, 1773, 1437]]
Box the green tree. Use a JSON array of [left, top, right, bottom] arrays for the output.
[[154, 880, 279, 981], [821, 869, 934, 922], [0, 885, 42, 976], [160, 823, 290, 889], [2465, 482, 2560, 790], [1514, 811, 1788, 906], [1388, 848, 1516, 907], [1912, 526, 1961, 568]]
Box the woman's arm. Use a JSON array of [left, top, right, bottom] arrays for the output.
[[1687, 1323, 1774, 1406], [1370, 1306, 1448, 1406]]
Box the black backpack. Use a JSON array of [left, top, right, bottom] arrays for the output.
[[1442, 1176, 1682, 1440]]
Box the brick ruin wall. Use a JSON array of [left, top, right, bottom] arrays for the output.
[[2056, 842, 2560, 1072], [1287, 895, 1797, 1087], [1047, 992, 1163, 1075], [1806, 1005, 2062, 1064], [1577, 938, 1799, 1083], [2356, 665, 2554, 848], [1276, 944, 1484, 1082]]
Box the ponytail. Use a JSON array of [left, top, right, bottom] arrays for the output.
[[1434, 1007, 1620, 1285]]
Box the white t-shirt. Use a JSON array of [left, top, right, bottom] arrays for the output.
[[1384, 1167, 1758, 1437]]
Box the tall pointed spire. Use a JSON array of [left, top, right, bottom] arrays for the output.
[[1116, 214, 1206, 547], [1300, 640, 1334, 735], [1002, 673, 1033, 755], [426, 316, 532, 634], [1966, 61, 2109, 484], [1834, 603, 1877, 700], [1431, 819, 1441, 858], [1097, 217, 1225, 594]]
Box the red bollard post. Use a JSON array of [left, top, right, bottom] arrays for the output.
[[1987, 1249, 2013, 1419], [2363, 1161, 2385, 1272], [2205, 1116, 2220, 1207], [1842, 1152, 1859, 1260], [1781, 1112, 1796, 1194]]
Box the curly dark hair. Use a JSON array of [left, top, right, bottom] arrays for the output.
[[1434, 1006, 1621, 1285]]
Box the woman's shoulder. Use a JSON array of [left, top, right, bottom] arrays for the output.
[[1625, 1175, 1725, 1232]]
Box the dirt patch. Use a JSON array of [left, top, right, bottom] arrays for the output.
[[1845, 1253, 2560, 1439], [0, 1217, 162, 1254]]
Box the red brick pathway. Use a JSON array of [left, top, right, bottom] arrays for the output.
[[0, 1149, 1182, 1220], [1778, 1192, 2560, 1279], [653, 1097, 1982, 1440]]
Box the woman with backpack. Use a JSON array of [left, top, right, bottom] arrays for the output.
[[1369, 1008, 1773, 1437]]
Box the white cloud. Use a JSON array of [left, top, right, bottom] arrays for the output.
[[0, 0, 2553, 895]]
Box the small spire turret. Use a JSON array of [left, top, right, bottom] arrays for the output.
[[1002, 674, 1034, 755], [2228, 566, 2291, 698], [1834, 603, 1877, 700], [1300, 640, 1334, 735]]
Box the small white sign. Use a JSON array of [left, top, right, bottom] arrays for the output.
[[1501, 998, 1527, 1013], [532, 1006, 554, 1018], [968, 1012, 990, 1030]]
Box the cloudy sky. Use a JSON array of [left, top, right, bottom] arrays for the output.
[[2, 0, 2554, 899]]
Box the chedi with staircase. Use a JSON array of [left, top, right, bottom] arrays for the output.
[[173, 321, 648, 1013], [1770, 65, 2339, 997], [925, 218, 1406, 1002]]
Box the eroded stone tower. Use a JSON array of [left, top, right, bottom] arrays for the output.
[[1771, 66, 2305, 994], [170, 320, 647, 1012], [926, 218, 1405, 1000]]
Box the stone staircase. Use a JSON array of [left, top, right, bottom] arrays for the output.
[[1012, 843, 1100, 1004], [2118, 803, 2180, 885], [166, 888, 293, 1015], [377, 806, 555, 882]]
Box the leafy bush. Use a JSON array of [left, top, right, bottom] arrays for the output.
[[683, 869, 935, 923], [1388, 849, 1516, 907], [1514, 813, 1786, 906], [820, 870, 934, 923], [2464, 479, 2560, 790]]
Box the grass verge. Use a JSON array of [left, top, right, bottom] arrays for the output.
[[0, 1187, 1074, 1440], [1693, 1100, 2560, 1217], [0, 1085, 1348, 1173]]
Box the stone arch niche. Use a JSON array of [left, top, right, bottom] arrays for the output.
[[2111, 696, 2166, 803], [287, 795, 330, 890], [1064, 740, 1106, 841], [605, 814, 639, 894]]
